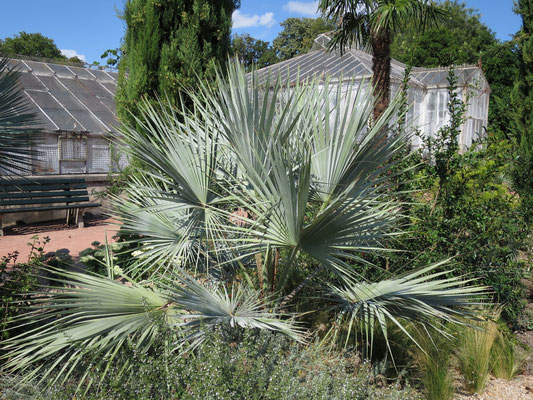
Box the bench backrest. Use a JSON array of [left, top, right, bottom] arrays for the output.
[[0, 178, 91, 207]]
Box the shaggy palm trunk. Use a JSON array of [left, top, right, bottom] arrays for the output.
[[371, 31, 391, 121]]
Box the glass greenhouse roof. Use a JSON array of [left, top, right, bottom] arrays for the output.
[[252, 34, 490, 92], [7, 59, 118, 134]]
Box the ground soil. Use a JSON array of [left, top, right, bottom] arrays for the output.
[[0, 216, 118, 263]]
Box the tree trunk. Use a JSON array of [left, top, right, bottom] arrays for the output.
[[371, 30, 392, 121]]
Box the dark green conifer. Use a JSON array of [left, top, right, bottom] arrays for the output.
[[512, 0, 533, 205], [117, 0, 239, 125]]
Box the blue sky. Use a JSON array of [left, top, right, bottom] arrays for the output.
[[0, 1, 521, 65]]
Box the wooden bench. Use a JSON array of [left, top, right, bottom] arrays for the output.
[[0, 177, 101, 236]]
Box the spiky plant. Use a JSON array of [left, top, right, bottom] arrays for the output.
[[2, 62, 487, 390], [0, 56, 39, 175]]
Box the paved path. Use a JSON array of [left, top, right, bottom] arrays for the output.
[[0, 219, 118, 263]]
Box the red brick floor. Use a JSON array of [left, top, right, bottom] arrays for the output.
[[0, 217, 119, 263]]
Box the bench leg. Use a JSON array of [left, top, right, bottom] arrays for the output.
[[76, 208, 85, 228], [0, 214, 3, 236]]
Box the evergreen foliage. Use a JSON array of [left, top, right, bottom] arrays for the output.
[[390, 1, 497, 67], [230, 33, 278, 71], [116, 0, 239, 125], [272, 17, 335, 61], [511, 0, 533, 206]]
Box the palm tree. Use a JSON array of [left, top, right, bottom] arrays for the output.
[[1, 62, 487, 390], [318, 0, 442, 120], [0, 56, 39, 175]]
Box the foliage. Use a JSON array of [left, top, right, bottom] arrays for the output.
[[0, 57, 39, 175], [361, 69, 531, 327], [490, 329, 528, 380], [0, 32, 63, 59], [511, 0, 533, 212], [390, 1, 497, 67], [456, 314, 499, 394], [272, 17, 336, 61], [412, 326, 454, 400], [1, 63, 487, 391], [0, 236, 52, 341], [1, 330, 422, 400], [390, 1, 519, 140], [231, 33, 278, 71], [318, 0, 443, 119], [116, 0, 239, 126]]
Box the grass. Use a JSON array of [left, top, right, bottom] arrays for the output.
[[413, 326, 454, 400], [490, 331, 528, 380], [456, 314, 499, 394]]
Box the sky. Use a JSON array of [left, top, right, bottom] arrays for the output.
[[0, 1, 522, 65]]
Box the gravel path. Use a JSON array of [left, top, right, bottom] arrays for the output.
[[455, 375, 533, 399]]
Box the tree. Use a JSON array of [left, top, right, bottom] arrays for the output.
[[389, 1, 519, 136], [272, 17, 336, 61], [318, 0, 442, 120], [0, 32, 64, 59], [2, 63, 486, 390], [116, 0, 239, 125], [231, 33, 278, 71], [511, 0, 533, 207], [390, 1, 497, 67]]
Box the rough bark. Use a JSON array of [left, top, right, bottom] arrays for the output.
[[371, 30, 392, 121]]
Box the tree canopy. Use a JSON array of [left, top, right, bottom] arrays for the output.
[[272, 17, 335, 61], [390, 1, 497, 67], [0, 32, 84, 64], [231, 34, 278, 71]]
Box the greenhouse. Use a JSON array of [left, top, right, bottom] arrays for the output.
[[4, 58, 123, 176], [253, 34, 491, 151]]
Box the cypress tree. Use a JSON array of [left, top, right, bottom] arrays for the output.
[[116, 0, 239, 125], [512, 0, 533, 205]]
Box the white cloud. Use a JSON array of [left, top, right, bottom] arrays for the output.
[[60, 49, 86, 62], [283, 1, 320, 17], [232, 10, 276, 29]]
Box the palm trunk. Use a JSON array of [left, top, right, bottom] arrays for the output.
[[371, 30, 392, 121]]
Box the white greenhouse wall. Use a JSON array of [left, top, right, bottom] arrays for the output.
[[29, 133, 127, 175]]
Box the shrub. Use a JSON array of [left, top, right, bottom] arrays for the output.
[[27, 330, 422, 400], [361, 70, 531, 328]]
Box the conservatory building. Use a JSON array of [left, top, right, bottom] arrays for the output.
[[253, 34, 491, 151], [5, 58, 123, 176]]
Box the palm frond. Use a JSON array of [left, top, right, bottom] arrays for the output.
[[0, 56, 40, 175], [329, 260, 489, 358], [1, 266, 300, 389]]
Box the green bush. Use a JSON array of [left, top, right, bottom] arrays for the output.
[[6, 330, 421, 400], [360, 70, 531, 328], [0, 235, 52, 340]]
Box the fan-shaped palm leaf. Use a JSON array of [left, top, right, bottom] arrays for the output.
[[329, 260, 489, 359], [0, 56, 40, 175], [1, 266, 300, 389]]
